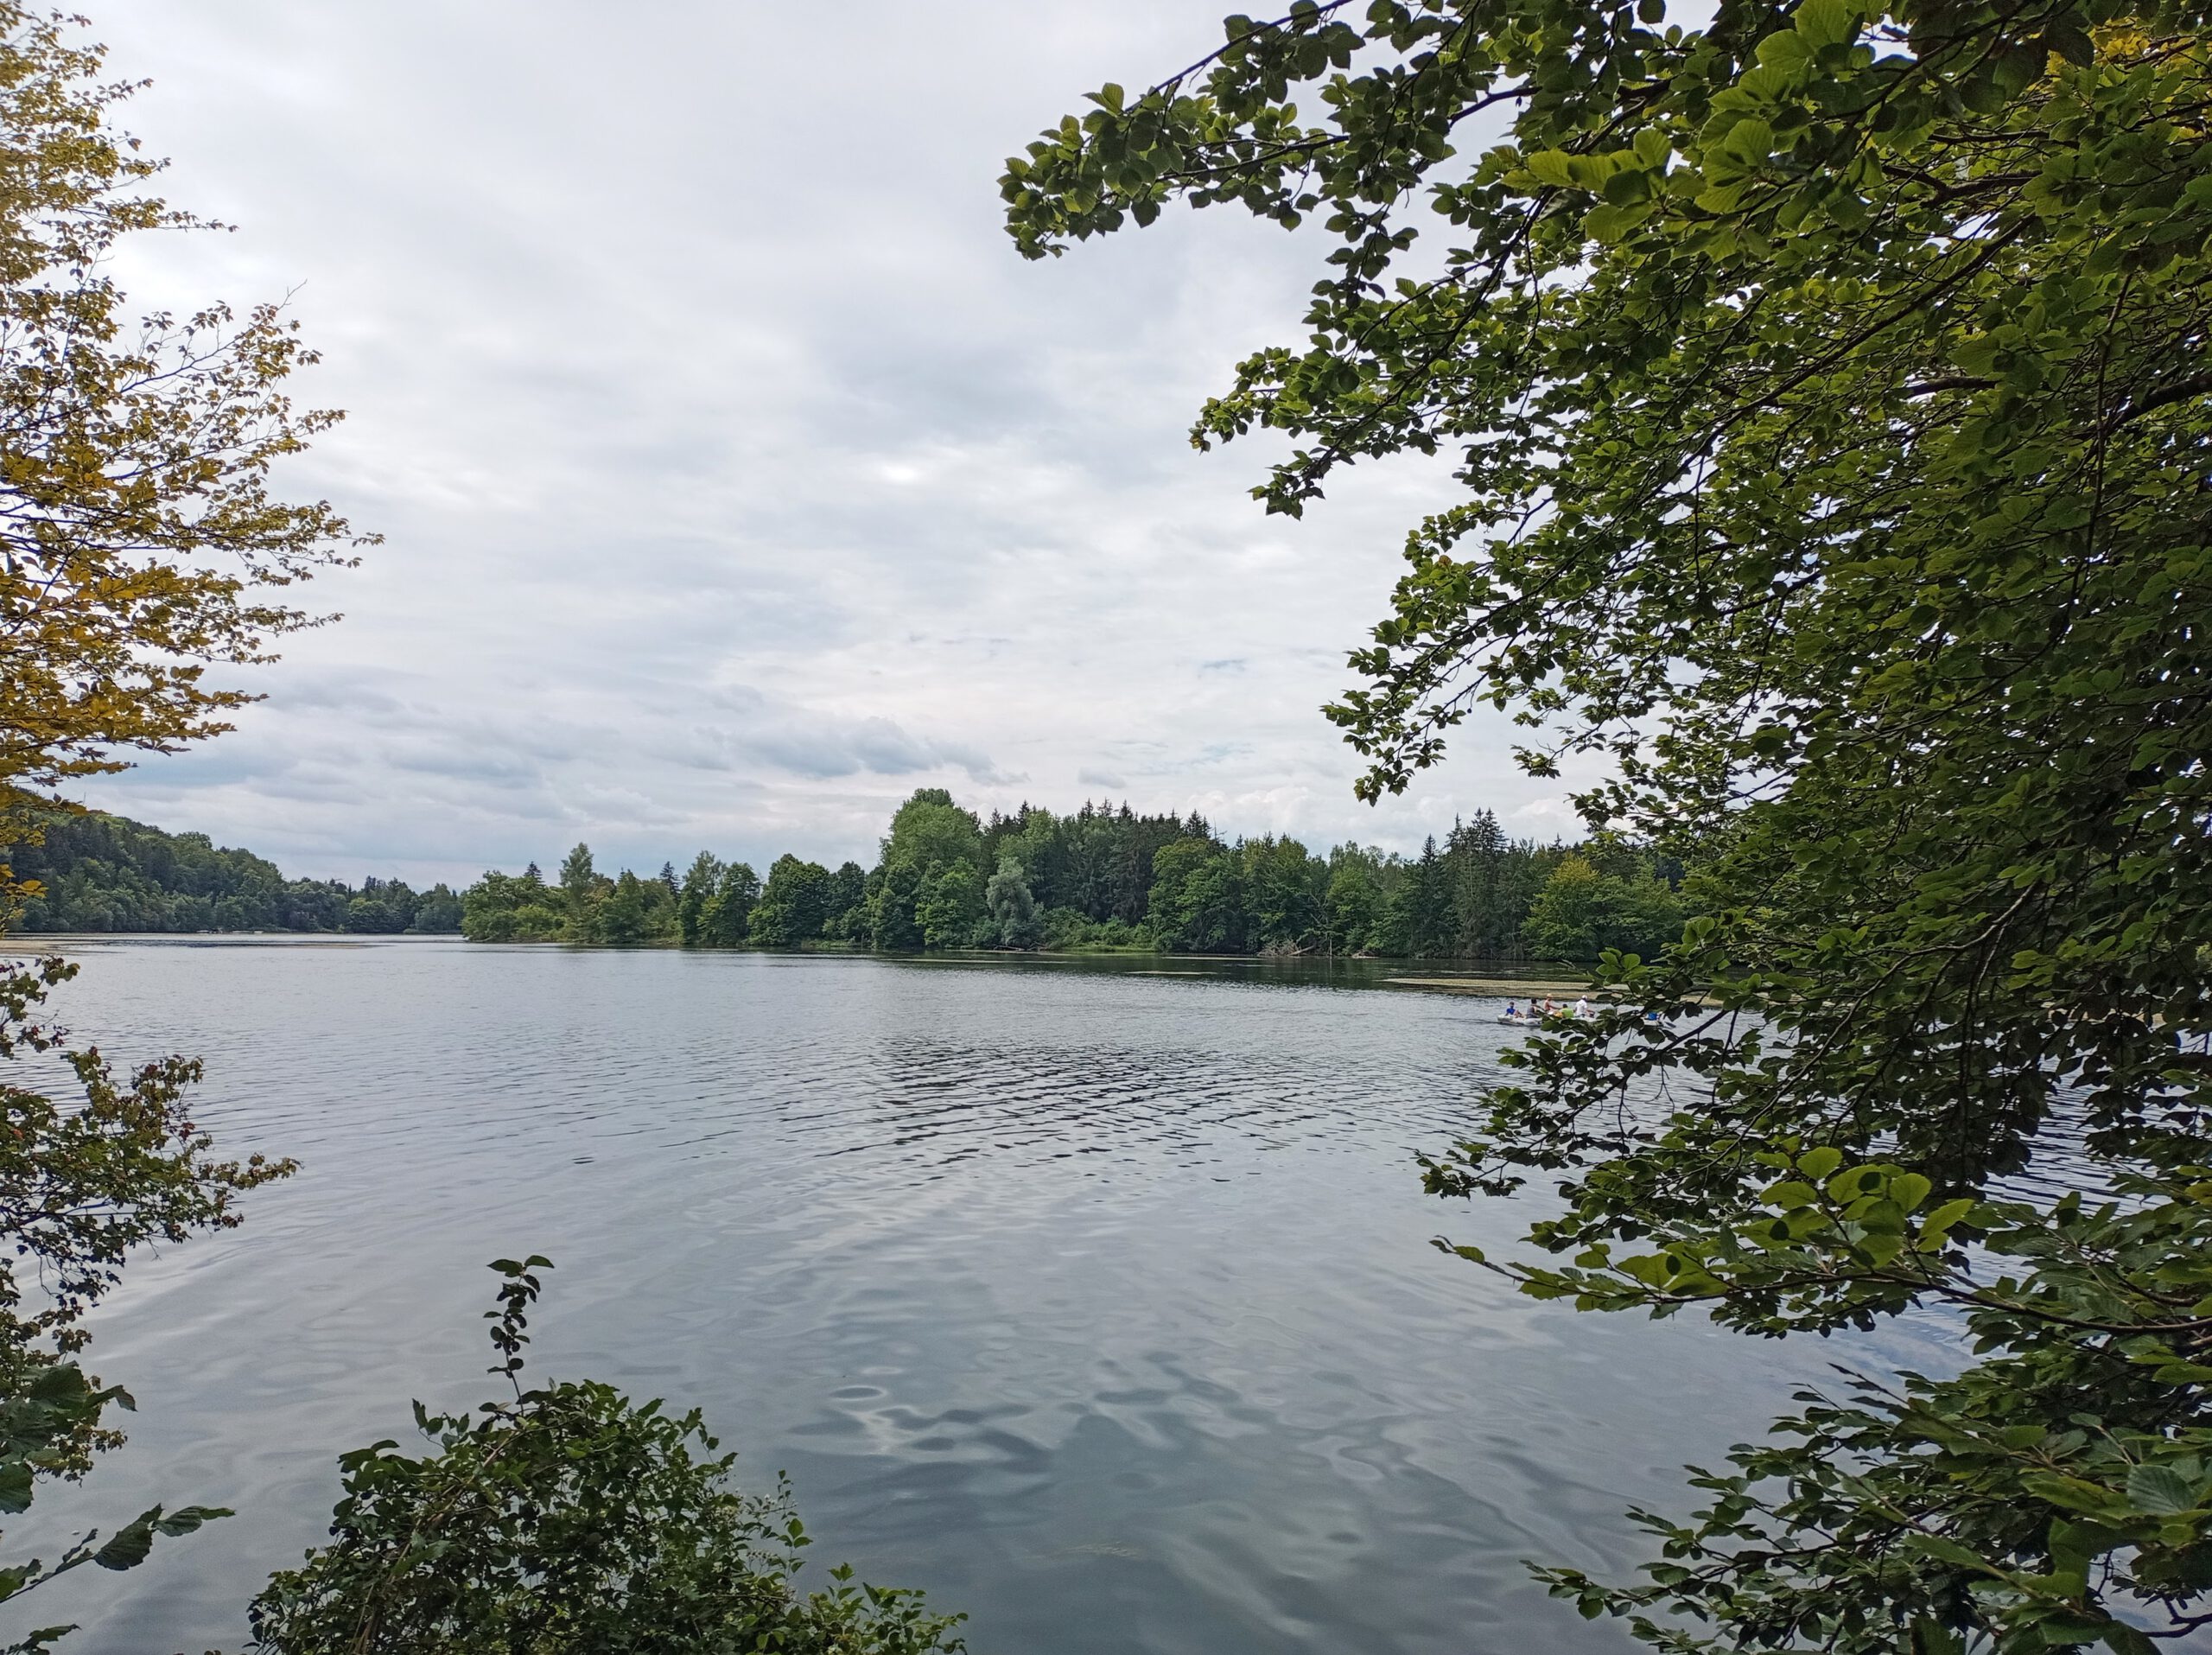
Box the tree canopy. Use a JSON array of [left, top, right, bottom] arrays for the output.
[[1007, 2, 2212, 1649], [7, 812, 460, 934], [0, 6, 365, 848], [0, 5, 353, 1638], [459, 791, 1667, 960]]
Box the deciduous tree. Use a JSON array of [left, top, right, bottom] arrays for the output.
[[1007, 2, 2212, 1646], [0, 8, 364, 858], [0, 5, 346, 1637], [748, 856, 833, 947], [702, 862, 761, 948], [677, 851, 722, 946], [986, 856, 1043, 948]]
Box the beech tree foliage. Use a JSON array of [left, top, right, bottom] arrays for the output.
[[1007, 2, 2212, 1650], [0, 7, 364, 837]]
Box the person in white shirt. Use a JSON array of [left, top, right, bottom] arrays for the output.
[[1573, 996, 1591, 1018]]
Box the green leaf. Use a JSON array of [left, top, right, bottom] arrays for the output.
[[1794, 0, 1857, 48], [1920, 1197, 1975, 1234], [1721, 118, 1775, 165], [2047, 1517, 2120, 1582], [91, 1514, 156, 1572], [2037, 1618, 2117, 1645], [2126, 1464, 2202, 1515], [2023, 1473, 2128, 1515], [1903, 1532, 1992, 1570], [1523, 150, 1576, 188], [1859, 1228, 1906, 1265], [1797, 1147, 1843, 1180], [1755, 30, 1812, 71], [155, 1505, 230, 1537], [1584, 201, 1654, 244], [1910, 1617, 1965, 1655]]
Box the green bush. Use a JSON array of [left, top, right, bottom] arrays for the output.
[[250, 1260, 963, 1655]]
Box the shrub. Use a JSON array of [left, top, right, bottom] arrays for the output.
[[250, 1260, 963, 1655]]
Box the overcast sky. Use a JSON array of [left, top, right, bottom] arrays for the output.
[[77, 2, 1580, 885]]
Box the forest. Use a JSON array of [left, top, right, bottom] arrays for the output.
[[3, 811, 463, 933], [459, 788, 1688, 962]]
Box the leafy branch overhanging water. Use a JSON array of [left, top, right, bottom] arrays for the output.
[[1005, 1, 2212, 1648]]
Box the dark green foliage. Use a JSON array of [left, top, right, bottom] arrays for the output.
[[1460, 1153, 2212, 1654], [463, 846, 681, 946], [462, 794, 1652, 958], [824, 861, 868, 940], [248, 1259, 963, 1655], [1445, 812, 1547, 958], [1323, 855, 1380, 952], [459, 866, 565, 944], [985, 799, 1204, 927], [999, 800, 1595, 957], [556, 844, 600, 943], [1144, 837, 1248, 952], [1519, 855, 1688, 964], [1390, 837, 1453, 960], [871, 790, 985, 948], [1242, 836, 1325, 954], [1323, 814, 1578, 960], [598, 871, 653, 947], [912, 862, 982, 950], [5, 813, 460, 935], [702, 862, 760, 948], [866, 860, 924, 951], [677, 852, 721, 945], [986, 857, 1044, 948], [1008, 0, 2212, 1646], [748, 856, 834, 947]]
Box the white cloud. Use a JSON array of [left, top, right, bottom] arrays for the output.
[[71, 0, 1581, 883]]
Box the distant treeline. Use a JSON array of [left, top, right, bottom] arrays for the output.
[[462, 789, 1688, 962], [3, 812, 462, 934]]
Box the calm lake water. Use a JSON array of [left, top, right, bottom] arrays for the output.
[[9, 939, 1952, 1653]]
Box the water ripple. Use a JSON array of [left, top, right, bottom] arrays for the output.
[[3, 940, 1955, 1654]]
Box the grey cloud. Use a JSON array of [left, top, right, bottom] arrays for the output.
[[73, 0, 1574, 887], [690, 694, 1016, 787], [263, 672, 410, 716], [387, 748, 547, 790]]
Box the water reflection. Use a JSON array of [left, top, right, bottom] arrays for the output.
[[9, 940, 1961, 1654]]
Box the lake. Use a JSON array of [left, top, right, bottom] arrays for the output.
[[6, 939, 1948, 1653]]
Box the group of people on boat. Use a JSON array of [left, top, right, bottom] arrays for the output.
[[1498, 996, 1589, 1025], [1498, 996, 1672, 1027]]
